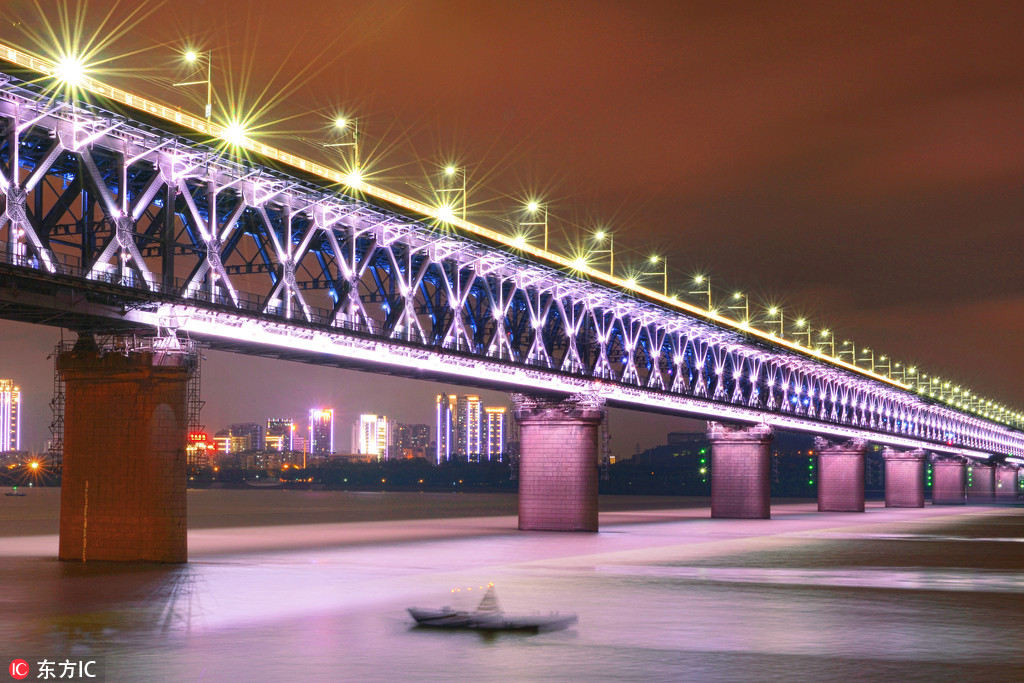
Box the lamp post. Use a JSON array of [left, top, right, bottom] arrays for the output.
[[838, 339, 856, 363], [591, 229, 614, 276], [521, 200, 548, 251], [792, 318, 812, 347], [642, 255, 668, 295], [174, 48, 213, 120], [764, 306, 784, 338], [437, 164, 467, 221], [689, 274, 712, 310], [727, 291, 749, 323], [859, 347, 875, 372], [816, 328, 835, 356], [325, 115, 359, 169]]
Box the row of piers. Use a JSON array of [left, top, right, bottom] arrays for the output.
[[511, 395, 1021, 530], [57, 349, 1020, 559]]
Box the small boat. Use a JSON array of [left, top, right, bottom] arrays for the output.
[[4, 487, 26, 497], [408, 586, 578, 632]]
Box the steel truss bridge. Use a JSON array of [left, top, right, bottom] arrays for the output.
[[0, 65, 1021, 463]]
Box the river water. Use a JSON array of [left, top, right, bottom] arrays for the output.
[[1, 490, 1022, 681]]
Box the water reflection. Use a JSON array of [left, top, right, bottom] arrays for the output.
[[1, 500, 1023, 681]]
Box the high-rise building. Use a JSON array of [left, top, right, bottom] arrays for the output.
[[354, 414, 390, 460], [228, 422, 265, 452], [456, 394, 482, 460], [0, 380, 21, 452], [309, 408, 334, 454], [483, 406, 506, 461], [266, 418, 296, 452], [396, 423, 430, 450], [435, 393, 456, 463]]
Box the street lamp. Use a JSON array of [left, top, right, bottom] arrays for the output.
[[859, 346, 875, 372], [792, 318, 812, 347], [590, 229, 614, 276], [727, 291, 749, 323], [764, 305, 784, 338], [838, 339, 856, 363], [642, 254, 668, 295], [816, 328, 835, 356], [689, 274, 711, 310], [325, 115, 359, 168], [173, 48, 213, 119], [438, 164, 467, 220], [520, 200, 548, 251]]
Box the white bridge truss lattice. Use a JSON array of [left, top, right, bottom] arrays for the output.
[[0, 74, 1021, 461]]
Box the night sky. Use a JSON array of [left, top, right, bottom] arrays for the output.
[[1, 1, 1022, 454]]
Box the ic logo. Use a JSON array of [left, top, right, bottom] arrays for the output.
[[8, 659, 29, 680]]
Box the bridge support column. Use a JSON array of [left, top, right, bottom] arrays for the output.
[[707, 422, 773, 519], [512, 393, 604, 532], [995, 465, 1019, 502], [930, 456, 966, 505], [882, 447, 925, 508], [813, 438, 865, 512], [58, 335, 193, 562], [967, 462, 995, 502]]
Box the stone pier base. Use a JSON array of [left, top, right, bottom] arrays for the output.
[[882, 447, 926, 508], [931, 457, 966, 505], [814, 438, 865, 512], [967, 463, 995, 502], [707, 422, 773, 519], [58, 336, 193, 562], [512, 394, 604, 531], [996, 465, 1019, 502]]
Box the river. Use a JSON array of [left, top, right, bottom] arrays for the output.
[[1, 489, 1022, 681]]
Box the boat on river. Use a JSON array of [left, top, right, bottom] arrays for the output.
[[408, 585, 577, 632]]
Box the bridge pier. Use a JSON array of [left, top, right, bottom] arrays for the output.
[[512, 393, 604, 532], [882, 447, 926, 508], [58, 335, 193, 562], [930, 456, 967, 505], [707, 422, 773, 519], [967, 462, 995, 502], [813, 438, 865, 512], [996, 465, 1019, 502]]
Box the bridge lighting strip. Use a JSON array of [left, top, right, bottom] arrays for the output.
[[121, 303, 1019, 459], [0, 40, 912, 392]]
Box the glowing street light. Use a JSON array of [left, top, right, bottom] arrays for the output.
[[816, 328, 835, 356], [438, 164, 466, 221], [325, 114, 359, 168], [53, 54, 87, 88], [642, 254, 668, 295], [173, 47, 213, 119], [590, 229, 614, 276], [220, 120, 249, 147], [689, 274, 711, 310], [435, 203, 457, 223], [570, 255, 588, 271], [764, 305, 784, 338], [859, 346, 875, 372], [791, 317, 812, 347], [727, 291, 749, 323], [520, 200, 548, 251], [838, 339, 856, 363]]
